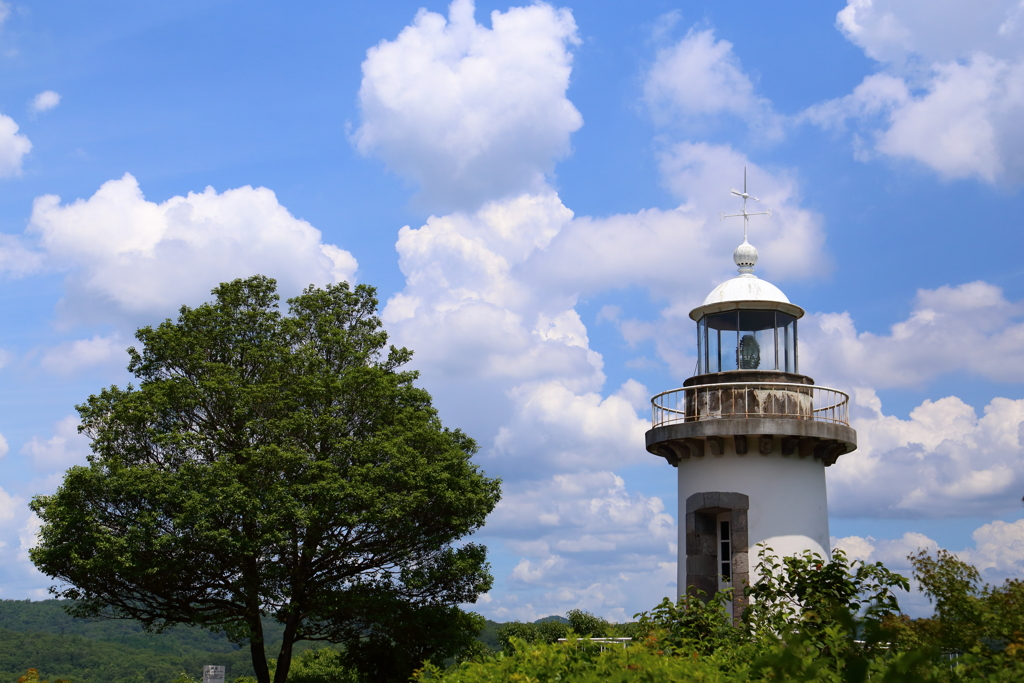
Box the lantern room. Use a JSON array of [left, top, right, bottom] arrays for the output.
[[691, 255, 804, 376]]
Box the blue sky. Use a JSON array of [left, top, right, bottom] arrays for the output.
[[0, 0, 1022, 621]]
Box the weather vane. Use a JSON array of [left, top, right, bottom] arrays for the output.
[[721, 167, 771, 244]]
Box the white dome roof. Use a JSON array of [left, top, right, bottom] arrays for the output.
[[689, 273, 804, 321], [702, 274, 790, 306]]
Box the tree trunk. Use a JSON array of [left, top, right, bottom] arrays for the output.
[[250, 638, 272, 683], [272, 613, 302, 683], [248, 608, 272, 683]]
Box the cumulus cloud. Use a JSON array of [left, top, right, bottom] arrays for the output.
[[0, 485, 16, 524], [0, 233, 45, 277], [29, 91, 61, 114], [961, 519, 1024, 575], [802, 281, 1024, 389], [381, 145, 831, 505], [480, 471, 676, 621], [385, 144, 828, 376], [40, 334, 126, 375], [0, 114, 31, 177], [799, 281, 1024, 519], [354, 0, 581, 210], [835, 520, 1024, 611], [834, 531, 938, 567], [28, 173, 357, 324], [488, 380, 650, 477], [644, 27, 782, 139], [366, 3, 833, 621], [17, 515, 41, 563], [827, 391, 1024, 518], [836, 0, 1024, 67], [655, 142, 828, 282], [21, 415, 91, 472], [383, 192, 597, 389], [805, 0, 1024, 183]]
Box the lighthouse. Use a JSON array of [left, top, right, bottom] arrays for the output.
[[645, 173, 857, 620]]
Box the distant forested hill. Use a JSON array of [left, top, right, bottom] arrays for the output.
[[0, 599, 267, 682], [0, 600, 533, 682]]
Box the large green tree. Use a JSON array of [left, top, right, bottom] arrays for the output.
[[30, 276, 501, 683]]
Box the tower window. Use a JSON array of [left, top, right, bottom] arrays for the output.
[[719, 519, 731, 582]]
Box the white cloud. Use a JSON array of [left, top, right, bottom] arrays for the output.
[[827, 391, 1024, 518], [655, 142, 828, 282], [28, 173, 357, 324], [809, 284, 1024, 519], [40, 334, 126, 375], [480, 471, 677, 621], [0, 485, 16, 523], [382, 145, 831, 488], [383, 191, 600, 391], [834, 531, 938, 568], [0, 114, 31, 177], [810, 0, 1024, 183], [801, 73, 910, 132], [802, 281, 1024, 389], [644, 27, 782, 138], [17, 514, 41, 563], [961, 519, 1024, 575], [488, 380, 650, 477], [0, 233, 45, 277], [835, 520, 1024, 613], [360, 8, 832, 622], [21, 415, 91, 472], [29, 90, 61, 114], [874, 55, 1024, 182], [354, 0, 581, 210], [836, 0, 1024, 67]]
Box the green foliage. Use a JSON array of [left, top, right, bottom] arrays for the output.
[[902, 549, 1024, 678], [29, 276, 501, 683], [338, 604, 486, 683], [909, 548, 985, 651], [415, 635, 738, 683], [495, 620, 570, 654], [413, 546, 980, 683], [744, 545, 909, 642], [635, 589, 743, 657], [0, 598, 248, 656], [0, 625, 255, 683], [565, 609, 610, 638], [282, 648, 357, 683]]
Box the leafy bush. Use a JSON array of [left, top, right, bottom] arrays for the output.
[[565, 609, 610, 638], [284, 648, 357, 683], [635, 589, 743, 657], [494, 619, 570, 653]]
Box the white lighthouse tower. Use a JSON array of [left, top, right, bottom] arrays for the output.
[[645, 173, 857, 620]]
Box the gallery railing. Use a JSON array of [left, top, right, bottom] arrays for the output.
[[651, 382, 850, 428]]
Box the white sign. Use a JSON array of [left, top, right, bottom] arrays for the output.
[[203, 666, 226, 683]]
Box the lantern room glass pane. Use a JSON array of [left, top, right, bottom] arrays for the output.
[[738, 311, 777, 370], [782, 315, 798, 374], [704, 312, 738, 372], [778, 313, 797, 373], [697, 317, 706, 374]]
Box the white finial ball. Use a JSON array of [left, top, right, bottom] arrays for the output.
[[734, 240, 758, 274]]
